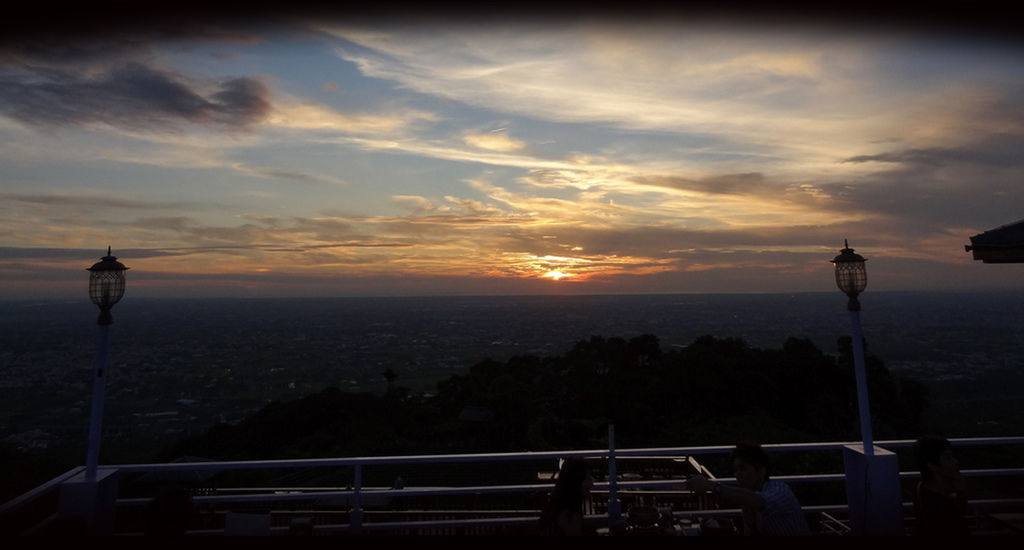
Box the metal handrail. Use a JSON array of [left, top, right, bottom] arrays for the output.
[[3, 436, 1023, 535], [98, 436, 1024, 474]]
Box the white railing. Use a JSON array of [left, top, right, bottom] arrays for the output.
[[3, 436, 1023, 536]]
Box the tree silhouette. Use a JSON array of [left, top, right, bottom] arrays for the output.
[[383, 367, 397, 391], [150, 333, 929, 463]]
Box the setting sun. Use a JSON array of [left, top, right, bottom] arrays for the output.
[[544, 271, 571, 281]]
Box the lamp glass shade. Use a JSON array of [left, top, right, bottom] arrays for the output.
[[831, 241, 867, 296], [834, 261, 867, 296], [87, 249, 128, 308]]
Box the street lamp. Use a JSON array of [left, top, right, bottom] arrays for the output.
[[85, 247, 128, 480], [831, 239, 873, 456]]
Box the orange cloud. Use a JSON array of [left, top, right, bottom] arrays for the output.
[[463, 132, 526, 152]]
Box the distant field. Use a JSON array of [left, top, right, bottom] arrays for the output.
[[2, 291, 1022, 464]]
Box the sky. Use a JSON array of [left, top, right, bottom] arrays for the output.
[[1, 8, 1023, 299]]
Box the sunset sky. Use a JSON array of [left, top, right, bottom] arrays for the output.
[[2, 10, 1022, 299]]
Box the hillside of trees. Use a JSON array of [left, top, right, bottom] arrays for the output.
[[2, 333, 934, 503], [153, 334, 928, 462]]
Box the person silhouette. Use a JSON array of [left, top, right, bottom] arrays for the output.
[[912, 435, 969, 536], [538, 457, 594, 536], [687, 440, 810, 536]]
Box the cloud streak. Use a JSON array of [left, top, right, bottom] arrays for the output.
[[0, 191, 204, 210], [0, 62, 271, 131]]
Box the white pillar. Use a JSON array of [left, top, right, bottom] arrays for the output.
[[58, 468, 119, 535], [843, 445, 904, 535]]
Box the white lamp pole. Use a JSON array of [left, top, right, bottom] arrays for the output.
[[85, 247, 128, 481], [832, 240, 873, 456]]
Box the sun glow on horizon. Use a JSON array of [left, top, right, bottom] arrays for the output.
[[543, 270, 572, 280]]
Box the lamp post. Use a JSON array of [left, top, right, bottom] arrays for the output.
[[85, 247, 128, 481], [831, 241, 903, 536], [831, 239, 873, 456]]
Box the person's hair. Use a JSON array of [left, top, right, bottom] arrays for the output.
[[914, 435, 952, 480], [732, 440, 771, 478], [538, 457, 589, 534]]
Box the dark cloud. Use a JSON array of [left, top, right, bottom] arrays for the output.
[[0, 247, 189, 260], [495, 224, 844, 260], [0, 61, 271, 131], [134, 217, 195, 231], [0, 241, 415, 264], [0, 247, 99, 260], [829, 125, 1024, 235], [828, 150, 1024, 231], [179, 223, 271, 244], [634, 173, 771, 195], [842, 91, 1024, 170], [125, 215, 415, 249], [842, 149, 951, 166], [841, 142, 1024, 168], [250, 168, 322, 183], [206, 76, 271, 127], [1, 192, 201, 210], [240, 165, 347, 185], [357, 215, 534, 240], [265, 242, 412, 251], [0, 39, 149, 70], [290, 217, 355, 238]]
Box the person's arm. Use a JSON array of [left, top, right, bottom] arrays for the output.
[[715, 481, 765, 510], [687, 474, 765, 510]]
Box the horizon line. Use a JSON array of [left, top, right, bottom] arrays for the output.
[[4, 288, 1023, 302]]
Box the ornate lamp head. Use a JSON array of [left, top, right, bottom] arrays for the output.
[[831, 239, 867, 311], [87, 246, 129, 324]]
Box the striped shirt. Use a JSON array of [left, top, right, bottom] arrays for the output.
[[751, 479, 811, 536]]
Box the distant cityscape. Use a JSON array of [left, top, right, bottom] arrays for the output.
[[2, 291, 1023, 464]]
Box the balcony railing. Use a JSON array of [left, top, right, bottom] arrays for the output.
[[2, 434, 1023, 536]]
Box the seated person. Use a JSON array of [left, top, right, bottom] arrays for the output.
[[538, 457, 594, 535], [687, 440, 810, 536], [913, 435, 969, 536]]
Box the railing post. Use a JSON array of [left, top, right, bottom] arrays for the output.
[[58, 468, 119, 535], [843, 445, 903, 535], [606, 424, 622, 527], [350, 463, 363, 532]]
